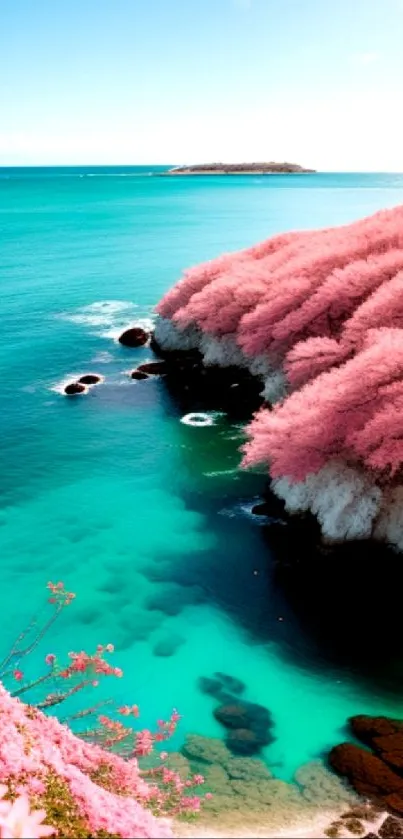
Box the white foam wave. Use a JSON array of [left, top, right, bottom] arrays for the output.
[[203, 468, 239, 477], [57, 301, 155, 343], [91, 351, 114, 364], [99, 316, 155, 342], [181, 412, 215, 427], [58, 300, 138, 327]]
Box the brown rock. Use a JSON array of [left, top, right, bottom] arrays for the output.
[[118, 327, 149, 347], [64, 382, 86, 395], [378, 816, 403, 838], [137, 361, 168, 375], [330, 743, 403, 815], [351, 717, 403, 772]]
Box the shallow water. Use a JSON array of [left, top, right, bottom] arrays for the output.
[[1, 167, 403, 782]]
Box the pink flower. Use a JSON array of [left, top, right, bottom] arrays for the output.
[[45, 655, 56, 667], [193, 774, 205, 785], [159, 752, 168, 761], [131, 705, 139, 717], [118, 706, 131, 716], [12, 671, 23, 682], [105, 644, 114, 653], [205, 793, 213, 800], [113, 668, 123, 678], [0, 794, 55, 838]]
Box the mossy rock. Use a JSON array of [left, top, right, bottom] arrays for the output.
[[224, 756, 272, 781], [181, 734, 231, 766]]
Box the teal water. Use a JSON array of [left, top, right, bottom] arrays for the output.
[[2, 167, 403, 782]]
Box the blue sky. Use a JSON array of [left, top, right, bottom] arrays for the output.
[[1, 0, 403, 169]]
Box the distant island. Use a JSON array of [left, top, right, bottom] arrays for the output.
[[166, 162, 316, 175]]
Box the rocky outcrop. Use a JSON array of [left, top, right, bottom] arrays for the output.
[[118, 327, 149, 347], [64, 382, 86, 395], [330, 716, 403, 817], [350, 717, 403, 773], [78, 374, 102, 385]]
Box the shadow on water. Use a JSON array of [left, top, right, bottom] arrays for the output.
[[155, 370, 403, 700]]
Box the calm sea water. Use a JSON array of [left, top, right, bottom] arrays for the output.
[[1, 166, 403, 781]]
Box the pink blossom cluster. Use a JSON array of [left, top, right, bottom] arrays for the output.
[[156, 205, 403, 544], [0, 683, 174, 837], [0, 788, 54, 839]]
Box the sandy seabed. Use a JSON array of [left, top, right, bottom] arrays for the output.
[[175, 809, 386, 838]]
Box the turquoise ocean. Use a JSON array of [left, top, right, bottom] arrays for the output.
[[2, 166, 403, 782]]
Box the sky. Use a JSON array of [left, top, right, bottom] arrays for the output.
[[1, 0, 403, 170]]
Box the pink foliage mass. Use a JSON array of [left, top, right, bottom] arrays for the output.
[[0, 683, 171, 838], [157, 205, 403, 536], [0, 584, 209, 838]]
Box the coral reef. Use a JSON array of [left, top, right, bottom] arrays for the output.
[[155, 205, 403, 550], [178, 734, 357, 833]]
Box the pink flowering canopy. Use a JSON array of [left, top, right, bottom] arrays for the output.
[[157, 204, 403, 545]]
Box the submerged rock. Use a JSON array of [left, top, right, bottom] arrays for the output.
[[118, 327, 149, 347], [64, 382, 86, 395], [78, 374, 102, 385], [198, 676, 226, 699], [152, 634, 184, 657], [214, 700, 274, 756], [213, 672, 245, 695], [226, 727, 272, 756], [214, 700, 272, 732]]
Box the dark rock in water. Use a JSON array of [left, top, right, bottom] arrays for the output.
[[78, 374, 101, 385], [153, 634, 184, 657], [64, 382, 86, 395], [329, 742, 403, 815], [118, 327, 149, 347], [378, 816, 403, 838], [351, 716, 403, 772], [137, 361, 168, 375], [251, 503, 271, 517], [214, 700, 272, 732], [158, 355, 264, 420], [149, 336, 202, 362], [225, 727, 271, 756], [131, 370, 149, 380], [214, 672, 245, 695], [198, 677, 226, 699]]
